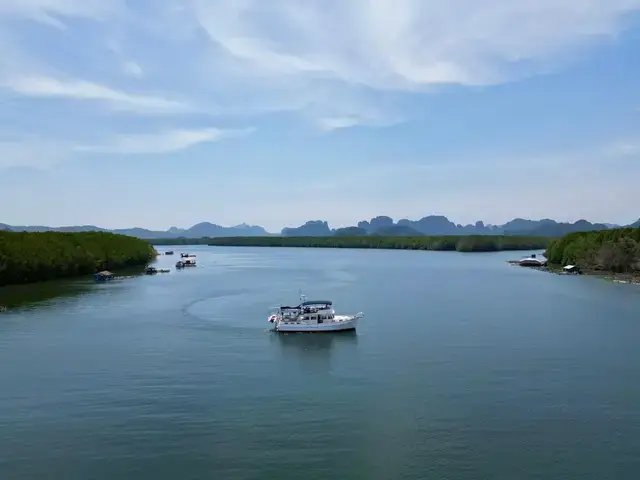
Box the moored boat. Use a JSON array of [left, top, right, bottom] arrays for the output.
[[268, 293, 363, 333], [176, 256, 197, 268], [518, 253, 547, 267]]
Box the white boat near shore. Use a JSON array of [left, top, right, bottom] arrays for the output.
[[518, 253, 547, 267], [268, 293, 363, 333]]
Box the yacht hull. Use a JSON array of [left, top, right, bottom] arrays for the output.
[[275, 317, 359, 333]]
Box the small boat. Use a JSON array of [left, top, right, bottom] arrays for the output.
[[165, 251, 174, 255], [518, 253, 547, 267], [176, 257, 197, 268], [268, 292, 363, 333], [180, 253, 196, 258], [145, 266, 158, 275]]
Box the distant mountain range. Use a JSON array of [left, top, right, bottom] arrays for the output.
[[0, 222, 270, 239], [1, 216, 638, 239], [281, 216, 639, 237]]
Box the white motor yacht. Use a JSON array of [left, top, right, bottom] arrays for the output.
[[268, 293, 363, 333]]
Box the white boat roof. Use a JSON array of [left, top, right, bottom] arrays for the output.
[[300, 300, 332, 306]]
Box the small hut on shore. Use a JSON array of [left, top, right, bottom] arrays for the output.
[[94, 270, 115, 281]]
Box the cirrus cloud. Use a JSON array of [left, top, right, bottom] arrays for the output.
[[0, 0, 639, 129], [2, 75, 192, 114], [75, 127, 254, 155]]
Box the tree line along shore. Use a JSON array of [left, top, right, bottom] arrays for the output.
[[0, 231, 156, 287], [545, 228, 640, 275], [204, 235, 551, 251]]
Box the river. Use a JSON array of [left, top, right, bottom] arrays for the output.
[[1, 246, 639, 479]]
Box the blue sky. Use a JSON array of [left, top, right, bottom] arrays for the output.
[[1, 0, 639, 232]]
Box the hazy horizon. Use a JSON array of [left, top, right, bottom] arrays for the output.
[[1, 1, 639, 230], [1, 213, 635, 233]]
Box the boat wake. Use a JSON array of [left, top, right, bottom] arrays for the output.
[[180, 290, 267, 332]]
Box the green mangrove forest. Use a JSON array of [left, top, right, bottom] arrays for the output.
[[0, 231, 156, 286], [206, 235, 551, 252], [152, 237, 211, 246], [545, 227, 640, 273]]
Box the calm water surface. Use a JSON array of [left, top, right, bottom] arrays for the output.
[[1, 246, 640, 479]]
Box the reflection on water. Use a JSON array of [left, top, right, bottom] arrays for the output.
[[0, 279, 95, 310], [275, 329, 358, 349], [272, 331, 358, 370], [0, 265, 146, 311]]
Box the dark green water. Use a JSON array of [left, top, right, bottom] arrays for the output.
[[1, 246, 640, 479]]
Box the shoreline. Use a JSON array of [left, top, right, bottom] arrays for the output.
[[204, 235, 551, 252], [0, 258, 155, 289], [506, 261, 640, 284], [0, 266, 149, 291]]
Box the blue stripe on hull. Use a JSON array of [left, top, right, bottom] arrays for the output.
[[276, 327, 356, 333]]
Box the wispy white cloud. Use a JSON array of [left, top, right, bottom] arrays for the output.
[[0, 0, 125, 27], [0, 127, 252, 168], [178, 0, 640, 128], [317, 114, 403, 131], [189, 0, 640, 90], [1, 76, 191, 113], [2, 0, 638, 131], [318, 117, 363, 131], [75, 127, 254, 154]]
